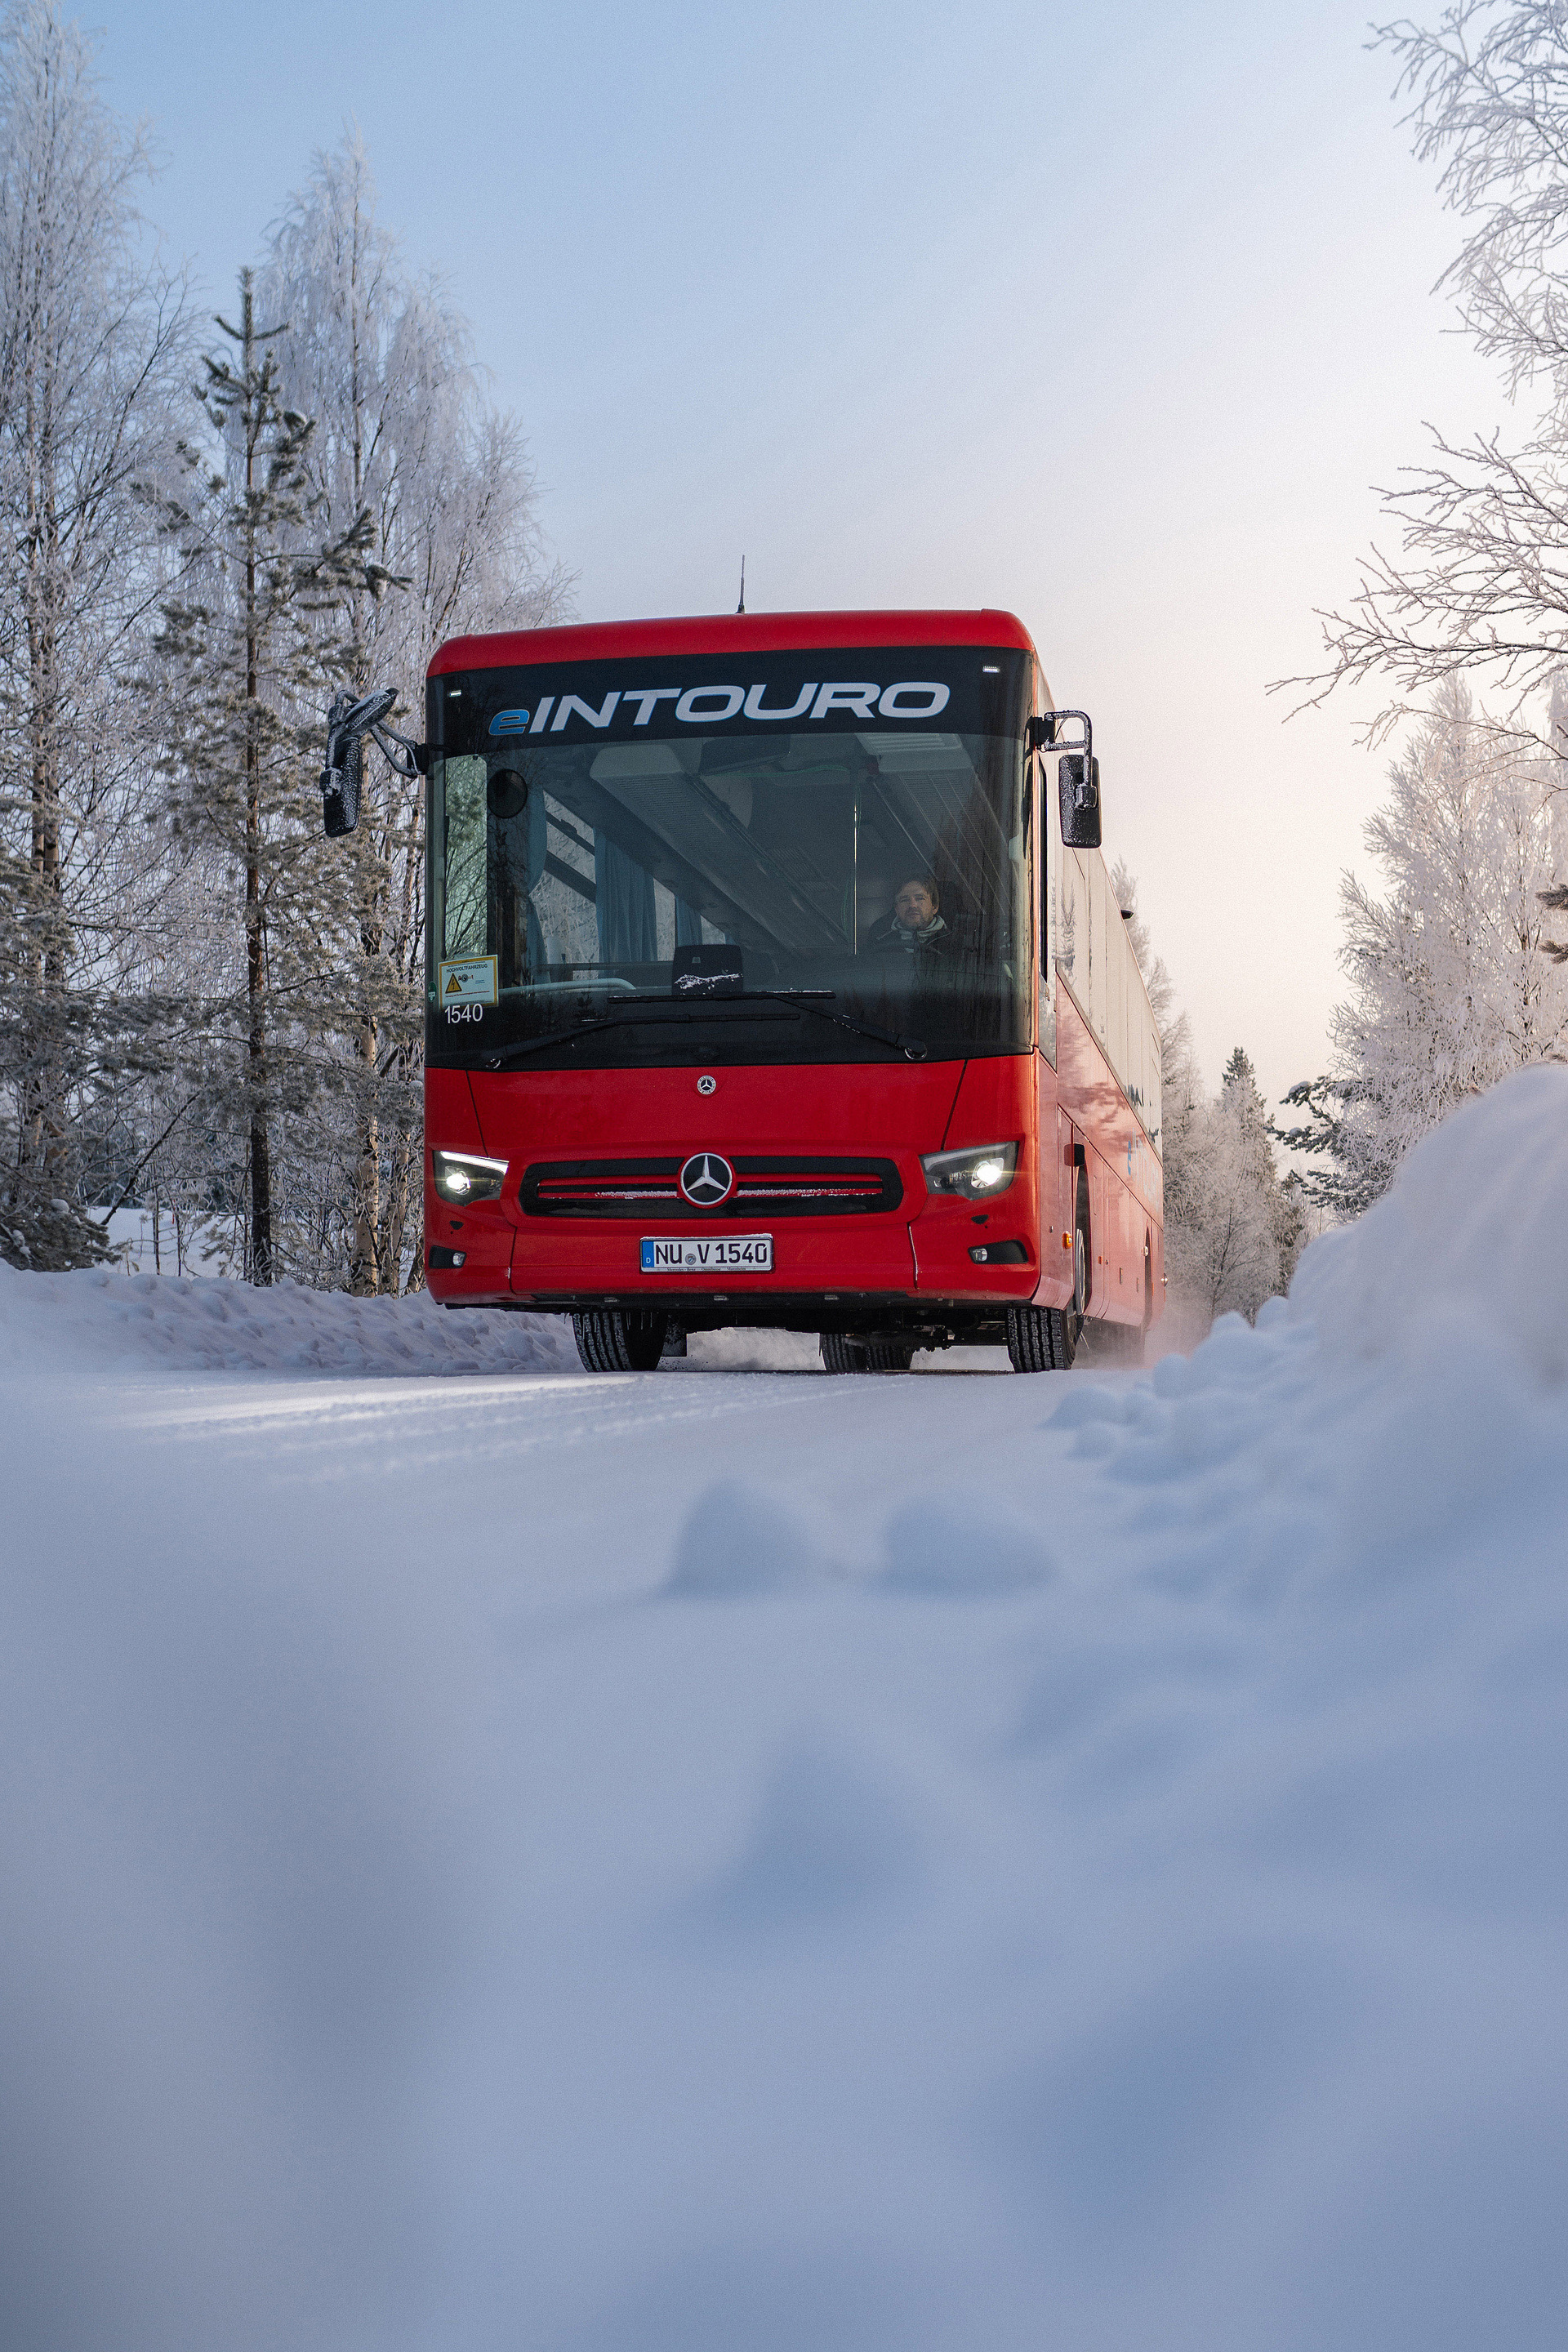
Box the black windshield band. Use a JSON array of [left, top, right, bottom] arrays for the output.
[[430, 648, 1031, 755]]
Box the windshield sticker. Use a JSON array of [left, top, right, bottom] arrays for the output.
[[439, 956, 498, 1007], [488, 709, 531, 737]]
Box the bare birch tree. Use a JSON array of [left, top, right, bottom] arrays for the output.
[[0, 0, 186, 1267], [1276, 6, 1568, 751]]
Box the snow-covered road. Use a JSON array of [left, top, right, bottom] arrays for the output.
[[4, 1071, 1568, 2351]]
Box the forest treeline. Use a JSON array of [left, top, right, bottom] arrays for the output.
[[1111, 863, 1304, 1337], [0, 2, 568, 1288]]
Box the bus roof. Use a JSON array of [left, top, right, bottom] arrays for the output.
[[427, 608, 1037, 677]]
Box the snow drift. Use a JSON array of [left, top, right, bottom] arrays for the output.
[[1294, 1057, 1568, 1388], [0, 1259, 577, 1377], [1, 1069, 1566, 2351]]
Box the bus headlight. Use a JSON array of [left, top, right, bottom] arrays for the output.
[[919, 1141, 1018, 1200], [432, 1151, 509, 1204]]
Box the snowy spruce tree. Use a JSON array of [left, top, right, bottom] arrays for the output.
[[151, 272, 370, 1285], [0, 0, 186, 1268], [256, 131, 572, 1294]]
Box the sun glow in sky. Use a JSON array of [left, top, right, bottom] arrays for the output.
[[95, 0, 1518, 1110]]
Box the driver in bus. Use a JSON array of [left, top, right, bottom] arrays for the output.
[[866, 876, 968, 962]]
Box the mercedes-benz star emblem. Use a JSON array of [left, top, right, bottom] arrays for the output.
[[679, 1151, 735, 1207]]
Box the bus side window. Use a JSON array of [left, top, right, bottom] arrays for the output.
[[1058, 847, 1078, 991], [1036, 750, 1056, 1064], [443, 755, 488, 960]]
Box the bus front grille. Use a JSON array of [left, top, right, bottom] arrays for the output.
[[520, 1156, 903, 1219]]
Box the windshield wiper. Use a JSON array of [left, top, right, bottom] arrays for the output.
[[480, 1000, 735, 1068], [482, 1013, 636, 1068], [481, 996, 800, 1069], [479, 990, 927, 1069], [717, 990, 927, 1059]]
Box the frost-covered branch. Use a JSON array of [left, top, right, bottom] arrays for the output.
[[1281, 3, 1568, 742]]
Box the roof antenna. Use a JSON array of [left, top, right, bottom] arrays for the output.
[[736, 555, 746, 615]]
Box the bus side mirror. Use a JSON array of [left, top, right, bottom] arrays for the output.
[[319, 684, 425, 837], [321, 730, 362, 837], [1059, 753, 1102, 849]]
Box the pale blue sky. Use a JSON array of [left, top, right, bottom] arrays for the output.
[[95, 0, 1514, 1110]]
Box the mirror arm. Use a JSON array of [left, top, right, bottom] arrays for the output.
[[368, 719, 430, 778], [1036, 709, 1102, 851], [1029, 708, 1092, 759]]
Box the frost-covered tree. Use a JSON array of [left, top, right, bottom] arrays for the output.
[[1281, 678, 1568, 1207], [1277, 6, 1568, 1208], [1162, 1049, 1303, 1326], [151, 272, 370, 1285], [1111, 855, 1192, 1107], [0, 96, 570, 1285], [1113, 870, 1299, 1332], [256, 131, 573, 1294], [0, 0, 186, 1268]]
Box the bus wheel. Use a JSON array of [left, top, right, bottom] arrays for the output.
[[572, 1309, 668, 1371], [821, 1334, 915, 1373], [1005, 1303, 1076, 1372], [1070, 1176, 1090, 1355]]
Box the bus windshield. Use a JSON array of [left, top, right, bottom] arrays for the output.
[[428, 648, 1033, 1068]]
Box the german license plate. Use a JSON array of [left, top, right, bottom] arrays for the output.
[[640, 1234, 773, 1274]]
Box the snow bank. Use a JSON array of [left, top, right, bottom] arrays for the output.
[[1, 1071, 1566, 2351], [0, 1258, 578, 1378], [1291, 1059, 1568, 1388]]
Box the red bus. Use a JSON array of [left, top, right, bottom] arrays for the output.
[[324, 609, 1163, 1372]]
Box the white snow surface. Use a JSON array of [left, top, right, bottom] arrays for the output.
[[2, 1067, 1566, 2350]]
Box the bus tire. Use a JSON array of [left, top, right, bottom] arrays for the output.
[[1071, 1172, 1090, 1349], [1005, 1303, 1076, 1372], [821, 1334, 915, 1373], [572, 1308, 668, 1371], [1049, 1305, 1078, 1368], [1006, 1305, 1048, 1372]]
